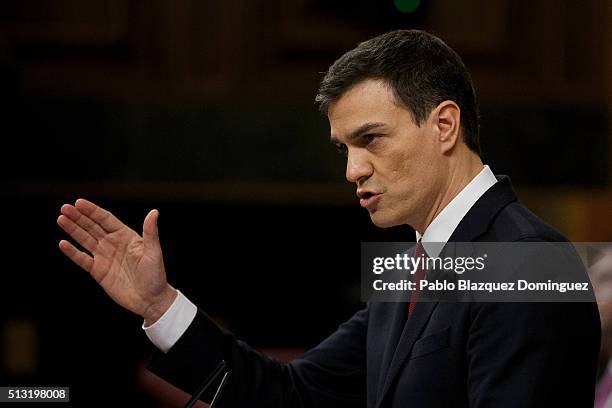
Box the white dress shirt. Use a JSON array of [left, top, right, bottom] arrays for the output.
[[417, 165, 497, 257], [144, 165, 498, 352], [143, 290, 197, 353]]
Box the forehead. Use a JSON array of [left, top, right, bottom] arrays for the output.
[[328, 79, 409, 139]]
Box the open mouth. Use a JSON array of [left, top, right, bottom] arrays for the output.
[[362, 192, 375, 199], [358, 192, 382, 209]]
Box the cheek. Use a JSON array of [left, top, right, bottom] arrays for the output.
[[390, 149, 429, 186], [389, 144, 418, 175], [379, 132, 433, 190], [395, 135, 433, 172], [386, 156, 413, 189]]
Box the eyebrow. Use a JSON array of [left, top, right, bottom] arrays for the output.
[[330, 122, 386, 145]]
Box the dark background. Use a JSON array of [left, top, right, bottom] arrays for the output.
[[1, 0, 610, 406]]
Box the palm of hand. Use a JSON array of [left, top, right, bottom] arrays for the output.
[[57, 198, 171, 320]]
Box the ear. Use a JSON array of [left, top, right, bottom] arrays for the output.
[[432, 101, 461, 154]]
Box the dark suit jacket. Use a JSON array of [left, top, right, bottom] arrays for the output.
[[148, 176, 601, 407]]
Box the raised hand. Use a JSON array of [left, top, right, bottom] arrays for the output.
[[57, 198, 177, 325]]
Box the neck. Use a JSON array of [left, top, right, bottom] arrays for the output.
[[415, 152, 484, 234]]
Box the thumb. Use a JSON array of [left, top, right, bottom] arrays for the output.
[[143, 209, 161, 254]]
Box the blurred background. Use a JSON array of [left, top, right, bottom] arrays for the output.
[[1, 0, 610, 406]]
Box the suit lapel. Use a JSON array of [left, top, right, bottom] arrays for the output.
[[376, 301, 438, 408], [448, 175, 518, 242], [374, 301, 409, 398], [374, 244, 419, 400]]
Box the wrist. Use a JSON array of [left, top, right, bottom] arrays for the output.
[[143, 285, 178, 326]]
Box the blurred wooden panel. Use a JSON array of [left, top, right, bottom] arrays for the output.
[[429, 0, 509, 55], [0, 0, 127, 45], [0, 0, 243, 97], [2, 318, 38, 376], [458, 0, 609, 103], [520, 189, 612, 241], [0, 0, 609, 189], [16, 182, 355, 206], [0, 0, 608, 104], [275, 0, 371, 54], [606, 0, 612, 114]]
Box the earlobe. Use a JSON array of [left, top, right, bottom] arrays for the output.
[[435, 101, 461, 154]]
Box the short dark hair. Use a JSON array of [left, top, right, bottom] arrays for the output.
[[315, 29, 481, 155]]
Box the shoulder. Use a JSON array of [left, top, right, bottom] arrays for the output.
[[482, 200, 568, 242]]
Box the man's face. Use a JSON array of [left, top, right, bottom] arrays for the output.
[[590, 251, 612, 336], [328, 79, 446, 230]]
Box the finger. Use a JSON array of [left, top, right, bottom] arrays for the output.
[[74, 198, 125, 233], [59, 239, 94, 273], [57, 215, 98, 253], [143, 209, 162, 255], [61, 204, 106, 240]]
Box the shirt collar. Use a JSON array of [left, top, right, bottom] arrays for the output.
[[416, 165, 497, 257]]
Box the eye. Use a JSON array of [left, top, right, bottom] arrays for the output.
[[363, 134, 378, 145], [335, 143, 348, 156]]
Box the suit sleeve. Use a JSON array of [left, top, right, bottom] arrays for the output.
[[147, 306, 369, 407]]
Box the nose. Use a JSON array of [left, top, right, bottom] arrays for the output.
[[345, 149, 373, 184]]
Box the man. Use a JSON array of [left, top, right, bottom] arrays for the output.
[[591, 246, 612, 408], [57, 30, 600, 406]]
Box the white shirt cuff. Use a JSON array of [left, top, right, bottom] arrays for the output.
[[142, 289, 197, 353]]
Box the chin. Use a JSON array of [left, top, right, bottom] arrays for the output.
[[369, 211, 401, 228]]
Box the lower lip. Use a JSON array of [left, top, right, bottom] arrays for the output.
[[360, 194, 382, 209]]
